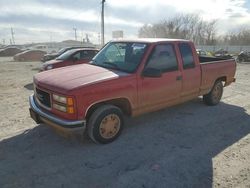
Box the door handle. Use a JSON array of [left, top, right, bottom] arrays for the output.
[[176, 75, 182, 81]]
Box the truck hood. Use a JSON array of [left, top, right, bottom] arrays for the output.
[[34, 64, 129, 92]]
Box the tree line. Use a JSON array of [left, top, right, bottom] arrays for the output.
[[138, 14, 250, 46]]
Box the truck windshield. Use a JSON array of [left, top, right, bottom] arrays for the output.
[[91, 42, 148, 73]]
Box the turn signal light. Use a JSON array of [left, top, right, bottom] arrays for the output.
[[67, 97, 74, 106], [67, 107, 74, 114]]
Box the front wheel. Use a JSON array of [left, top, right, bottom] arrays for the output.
[[203, 80, 223, 106], [87, 105, 124, 144]]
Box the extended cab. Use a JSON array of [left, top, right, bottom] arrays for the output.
[[29, 39, 236, 144]]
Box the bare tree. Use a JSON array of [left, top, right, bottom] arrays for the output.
[[203, 20, 217, 45], [138, 24, 154, 38], [224, 28, 250, 45], [138, 14, 218, 45]]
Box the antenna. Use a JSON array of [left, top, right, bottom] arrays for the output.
[[101, 0, 105, 46]]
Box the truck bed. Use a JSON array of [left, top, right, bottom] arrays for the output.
[[199, 56, 236, 95], [199, 56, 233, 63]]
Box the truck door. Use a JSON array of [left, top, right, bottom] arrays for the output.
[[139, 43, 182, 112], [178, 43, 201, 100]]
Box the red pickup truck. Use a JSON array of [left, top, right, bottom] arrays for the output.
[[29, 39, 236, 144]]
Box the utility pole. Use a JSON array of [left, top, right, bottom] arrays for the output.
[[81, 30, 83, 43], [73, 27, 77, 41], [98, 32, 101, 45], [11, 27, 15, 45], [86, 34, 90, 43], [101, 0, 105, 46]]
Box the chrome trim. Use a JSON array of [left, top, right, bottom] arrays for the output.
[[84, 96, 133, 116], [35, 95, 52, 111], [35, 87, 52, 110], [29, 95, 85, 127]]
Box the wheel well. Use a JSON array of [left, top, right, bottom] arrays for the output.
[[85, 98, 132, 121], [216, 76, 227, 85]]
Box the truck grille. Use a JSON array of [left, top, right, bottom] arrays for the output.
[[36, 88, 51, 108]]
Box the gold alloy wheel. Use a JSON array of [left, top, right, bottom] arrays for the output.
[[212, 84, 222, 102], [99, 114, 121, 139]]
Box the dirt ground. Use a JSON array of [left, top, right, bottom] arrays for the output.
[[0, 57, 249, 188]]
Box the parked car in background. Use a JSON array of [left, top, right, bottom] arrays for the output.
[[41, 48, 98, 71], [214, 49, 233, 59], [237, 51, 250, 63], [196, 49, 208, 56], [0, 47, 23, 57], [41, 46, 94, 62], [14, 50, 47, 61], [196, 49, 213, 57]]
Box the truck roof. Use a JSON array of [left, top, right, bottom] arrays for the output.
[[110, 38, 190, 43]]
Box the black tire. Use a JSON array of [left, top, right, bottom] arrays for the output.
[[87, 105, 124, 144], [238, 57, 244, 63], [203, 80, 223, 106]]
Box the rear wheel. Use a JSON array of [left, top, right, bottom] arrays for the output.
[[239, 57, 244, 63], [203, 80, 223, 106], [87, 105, 124, 144]]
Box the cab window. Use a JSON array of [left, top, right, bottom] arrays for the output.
[[178, 43, 195, 69], [146, 44, 178, 72]]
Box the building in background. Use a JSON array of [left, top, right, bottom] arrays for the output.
[[112, 30, 124, 39]]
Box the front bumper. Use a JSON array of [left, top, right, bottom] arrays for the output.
[[29, 95, 86, 132]]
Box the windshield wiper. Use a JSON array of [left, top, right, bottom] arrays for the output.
[[91, 60, 127, 72]]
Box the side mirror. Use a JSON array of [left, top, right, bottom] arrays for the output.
[[142, 67, 162, 78]]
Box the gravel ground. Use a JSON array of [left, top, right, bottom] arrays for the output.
[[0, 57, 249, 188]]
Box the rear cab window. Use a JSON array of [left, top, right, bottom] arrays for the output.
[[178, 43, 195, 69]]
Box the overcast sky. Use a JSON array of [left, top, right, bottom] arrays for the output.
[[0, 0, 250, 44]]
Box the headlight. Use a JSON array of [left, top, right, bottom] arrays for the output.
[[53, 103, 67, 112], [53, 94, 67, 104], [46, 65, 53, 70], [52, 94, 75, 113]]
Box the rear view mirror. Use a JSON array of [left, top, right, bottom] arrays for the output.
[[142, 68, 162, 78]]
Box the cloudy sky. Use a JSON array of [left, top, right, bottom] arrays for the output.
[[0, 0, 250, 44]]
